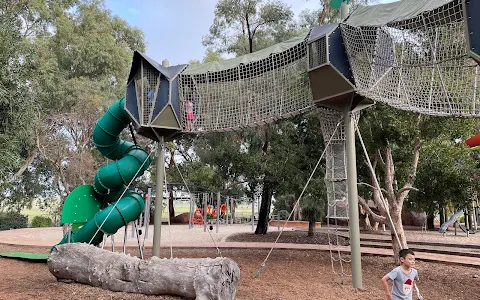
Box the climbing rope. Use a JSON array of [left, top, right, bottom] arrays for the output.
[[326, 197, 352, 284], [254, 118, 343, 278]]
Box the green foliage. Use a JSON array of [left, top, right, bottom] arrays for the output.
[[203, 0, 299, 56], [0, 0, 146, 211], [301, 194, 324, 222], [31, 216, 53, 228], [167, 161, 225, 192], [408, 130, 480, 213], [0, 211, 28, 230], [357, 103, 480, 217]]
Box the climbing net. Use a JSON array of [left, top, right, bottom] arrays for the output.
[[177, 39, 314, 132], [318, 107, 361, 284], [341, 0, 480, 117], [318, 107, 348, 220]]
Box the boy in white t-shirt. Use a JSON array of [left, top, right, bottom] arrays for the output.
[[382, 249, 419, 300]]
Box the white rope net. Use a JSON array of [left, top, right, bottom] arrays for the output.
[[341, 0, 480, 117], [318, 107, 356, 220], [318, 107, 355, 284], [177, 41, 314, 132]]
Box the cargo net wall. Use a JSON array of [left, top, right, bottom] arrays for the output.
[[341, 0, 480, 117], [177, 41, 314, 132], [318, 107, 348, 219], [134, 61, 160, 126]]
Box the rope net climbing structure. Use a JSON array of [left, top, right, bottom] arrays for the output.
[[341, 0, 480, 117], [177, 35, 314, 132], [318, 107, 348, 220], [318, 107, 358, 283]]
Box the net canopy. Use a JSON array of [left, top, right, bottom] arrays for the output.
[[341, 0, 480, 117], [178, 33, 314, 132], [345, 0, 451, 27]]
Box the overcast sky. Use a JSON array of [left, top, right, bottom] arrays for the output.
[[104, 0, 397, 65]]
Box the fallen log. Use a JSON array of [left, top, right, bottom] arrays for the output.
[[48, 243, 240, 300]]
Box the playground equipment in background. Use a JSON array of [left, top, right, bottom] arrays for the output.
[[439, 209, 477, 236], [438, 210, 465, 234], [191, 204, 228, 225]]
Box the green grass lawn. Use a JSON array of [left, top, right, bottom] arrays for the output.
[[21, 207, 52, 223], [20, 202, 258, 223]]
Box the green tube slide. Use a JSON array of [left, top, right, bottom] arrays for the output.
[[53, 98, 151, 249]]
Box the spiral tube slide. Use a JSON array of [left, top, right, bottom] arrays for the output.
[[54, 98, 150, 248]]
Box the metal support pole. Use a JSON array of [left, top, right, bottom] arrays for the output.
[[152, 137, 165, 257], [277, 214, 280, 231], [216, 192, 220, 233], [111, 234, 115, 252], [123, 225, 128, 254], [344, 105, 363, 289], [203, 193, 208, 232], [340, 1, 350, 21], [142, 196, 148, 230], [133, 221, 144, 259], [145, 187, 152, 239]]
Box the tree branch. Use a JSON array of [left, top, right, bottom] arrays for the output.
[[6, 150, 37, 183], [396, 134, 421, 203], [376, 149, 386, 170], [223, 179, 248, 192], [358, 195, 386, 223], [397, 186, 419, 195], [358, 182, 388, 195], [251, 19, 276, 36]]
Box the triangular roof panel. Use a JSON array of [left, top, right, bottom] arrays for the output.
[[127, 51, 188, 82]]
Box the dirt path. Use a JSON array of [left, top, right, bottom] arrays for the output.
[[0, 244, 479, 300]]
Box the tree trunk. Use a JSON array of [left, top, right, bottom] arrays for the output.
[[364, 214, 374, 231], [439, 206, 445, 225], [308, 216, 315, 236], [231, 201, 236, 224], [390, 208, 407, 264], [255, 180, 273, 235], [48, 243, 240, 300], [468, 208, 474, 231], [427, 212, 435, 230]]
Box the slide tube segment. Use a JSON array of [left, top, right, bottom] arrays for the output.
[[54, 98, 151, 249]]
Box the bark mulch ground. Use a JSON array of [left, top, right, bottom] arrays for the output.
[[225, 231, 350, 246], [1, 243, 479, 299]]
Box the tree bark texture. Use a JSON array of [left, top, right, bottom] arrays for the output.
[[427, 212, 435, 230], [390, 208, 407, 264], [255, 179, 273, 235], [308, 216, 315, 236], [48, 243, 240, 300]]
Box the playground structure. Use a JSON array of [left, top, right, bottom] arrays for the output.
[[1, 0, 479, 295], [55, 99, 150, 250]]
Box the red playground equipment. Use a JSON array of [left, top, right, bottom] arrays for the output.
[[191, 204, 228, 225]]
